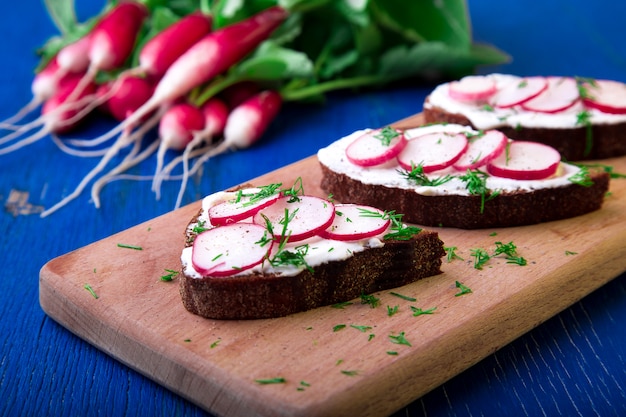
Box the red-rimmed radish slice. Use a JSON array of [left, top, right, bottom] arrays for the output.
[[453, 130, 508, 170], [345, 127, 407, 167], [581, 79, 626, 114], [448, 75, 497, 102], [491, 76, 548, 108], [521, 76, 579, 113], [191, 223, 272, 276], [253, 195, 335, 242], [319, 204, 391, 241], [208, 188, 281, 226], [487, 141, 561, 180], [397, 132, 468, 173]]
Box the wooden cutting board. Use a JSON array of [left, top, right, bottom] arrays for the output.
[[39, 114, 626, 417]]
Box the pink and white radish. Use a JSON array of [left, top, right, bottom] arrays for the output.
[[581, 79, 626, 115], [345, 127, 406, 167], [209, 188, 282, 226], [453, 130, 508, 171], [448, 75, 497, 102], [65, 1, 148, 105], [136, 11, 213, 79], [319, 204, 391, 241], [487, 141, 561, 180], [0, 74, 97, 155], [173, 98, 230, 209], [490, 76, 548, 108], [253, 195, 335, 242], [152, 102, 206, 198], [191, 223, 273, 276], [56, 34, 92, 75], [521, 76, 580, 113], [180, 90, 282, 192], [397, 131, 469, 173], [40, 6, 288, 217]]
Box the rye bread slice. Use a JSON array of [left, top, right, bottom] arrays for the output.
[[319, 162, 610, 229], [423, 99, 626, 161], [179, 191, 445, 320]]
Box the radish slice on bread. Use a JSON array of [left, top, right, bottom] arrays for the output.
[[487, 141, 561, 180], [209, 188, 281, 226], [397, 131, 468, 173], [253, 195, 335, 242], [448, 75, 497, 102], [491, 76, 548, 108], [521, 76, 580, 113], [319, 204, 391, 241], [345, 127, 406, 167], [581, 79, 626, 115], [453, 130, 508, 171], [191, 223, 272, 276]]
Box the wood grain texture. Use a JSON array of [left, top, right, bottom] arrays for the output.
[[39, 114, 626, 417]]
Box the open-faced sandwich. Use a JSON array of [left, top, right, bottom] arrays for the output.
[[422, 73, 626, 160], [317, 123, 610, 229], [180, 180, 445, 319]]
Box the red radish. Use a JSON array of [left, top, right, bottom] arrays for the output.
[[56, 34, 92, 75], [97, 75, 156, 122], [0, 54, 85, 129], [581, 79, 626, 114], [453, 130, 508, 170], [223, 90, 282, 148], [137, 11, 213, 78], [0, 74, 97, 155], [208, 188, 282, 226], [153, 102, 206, 198], [40, 6, 288, 217], [319, 204, 391, 241], [448, 75, 497, 102], [88, 2, 148, 71], [487, 141, 561, 180], [65, 1, 148, 105], [192, 223, 273, 276], [397, 132, 468, 173], [253, 195, 335, 242], [173, 98, 230, 209], [491, 76, 548, 108], [219, 81, 260, 108], [521, 76, 579, 113], [345, 127, 406, 167]]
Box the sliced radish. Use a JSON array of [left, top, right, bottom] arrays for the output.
[[453, 130, 508, 171], [521, 76, 579, 113], [191, 223, 273, 276], [491, 76, 548, 108], [397, 132, 469, 173], [319, 204, 391, 241], [345, 127, 407, 167], [208, 188, 281, 226], [581, 79, 626, 114], [448, 75, 497, 102], [253, 195, 335, 242], [487, 141, 561, 180]]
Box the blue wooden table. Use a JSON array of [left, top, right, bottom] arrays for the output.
[[1, 1, 625, 416]]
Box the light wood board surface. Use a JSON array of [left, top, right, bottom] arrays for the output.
[[39, 114, 626, 417]]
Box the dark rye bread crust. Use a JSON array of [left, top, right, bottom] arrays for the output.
[[319, 163, 610, 229], [180, 210, 445, 320], [423, 99, 626, 161]]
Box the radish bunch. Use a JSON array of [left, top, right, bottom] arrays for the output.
[[447, 74, 626, 115], [346, 125, 563, 181], [191, 185, 393, 277], [0, 2, 289, 216]]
